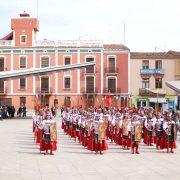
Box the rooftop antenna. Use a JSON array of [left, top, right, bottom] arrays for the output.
[[121, 21, 126, 45], [36, 0, 39, 18]]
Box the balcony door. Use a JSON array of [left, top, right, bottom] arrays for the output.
[[0, 58, 4, 71], [108, 57, 115, 73], [41, 77, 49, 93], [108, 78, 116, 93], [86, 57, 94, 73], [0, 80, 4, 93], [86, 76, 94, 93], [0, 58, 5, 93]]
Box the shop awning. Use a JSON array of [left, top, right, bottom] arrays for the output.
[[149, 97, 167, 103], [166, 81, 180, 94]]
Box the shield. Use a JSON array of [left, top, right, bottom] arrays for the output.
[[135, 123, 142, 142], [98, 122, 106, 140], [50, 123, 57, 141], [122, 119, 130, 136], [87, 120, 93, 135], [104, 117, 109, 127]]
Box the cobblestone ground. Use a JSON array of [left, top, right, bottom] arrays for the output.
[[0, 118, 180, 180]]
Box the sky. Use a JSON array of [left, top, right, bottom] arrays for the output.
[[0, 0, 180, 52]]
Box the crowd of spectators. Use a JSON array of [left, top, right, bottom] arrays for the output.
[[0, 105, 27, 120]]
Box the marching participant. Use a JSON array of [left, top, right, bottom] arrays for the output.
[[131, 115, 142, 154], [122, 113, 131, 150], [163, 113, 177, 153], [155, 112, 164, 150], [144, 113, 155, 146], [41, 112, 57, 155], [93, 114, 108, 154]]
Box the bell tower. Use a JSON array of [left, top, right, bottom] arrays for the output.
[[11, 11, 39, 47]]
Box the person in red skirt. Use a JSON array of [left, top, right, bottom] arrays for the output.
[[122, 113, 131, 150], [145, 113, 155, 146], [131, 115, 142, 154], [41, 112, 57, 155], [163, 113, 177, 153], [154, 112, 164, 150]]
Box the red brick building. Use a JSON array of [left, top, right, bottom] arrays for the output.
[[0, 12, 130, 110]]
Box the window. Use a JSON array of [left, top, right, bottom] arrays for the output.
[[20, 97, 26, 106], [19, 56, 26, 68], [86, 76, 94, 93], [20, 78, 26, 89], [155, 60, 162, 69], [142, 78, 149, 88], [155, 78, 162, 88], [108, 78, 116, 93], [86, 57, 94, 73], [142, 60, 149, 69], [20, 35, 27, 43], [0, 58, 4, 71], [0, 80, 4, 93], [41, 77, 49, 92], [64, 57, 71, 65], [41, 57, 49, 68], [64, 77, 71, 89], [108, 57, 116, 73]]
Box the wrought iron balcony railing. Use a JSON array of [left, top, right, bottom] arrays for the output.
[[36, 88, 53, 95], [0, 88, 8, 95], [81, 87, 98, 94], [0, 40, 13, 47], [139, 88, 150, 96], [103, 88, 121, 93], [104, 67, 119, 74]]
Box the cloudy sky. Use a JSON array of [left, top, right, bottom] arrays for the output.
[[1, 0, 180, 51]]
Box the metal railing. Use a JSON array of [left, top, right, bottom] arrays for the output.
[[104, 67, 119, 74], [139, 88, 150, 96], [36, 88, 53, 94], [81, 87, 98, 94], [0, 88, 8, 95], [103, 88, 121, 93], [0, 40, 13, 46]]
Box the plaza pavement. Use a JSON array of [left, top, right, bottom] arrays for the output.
[[0, 118, 180, 180]]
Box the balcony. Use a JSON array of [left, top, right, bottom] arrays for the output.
[[103, 88, 121, 94], [105, 67, 119, 75], [139, 88, 150, 96], [81, 67, 98, 75], [140, 69, 165, 76], [36, 88, 53, 95], [0, 40, 13, 47], [0, 88, 8, 95], [81, 87, 98, 94]]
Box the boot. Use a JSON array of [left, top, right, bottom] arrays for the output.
[[170, 148, 174, 153], [131, 144, 134, 154], [135, 144, 139, 154]]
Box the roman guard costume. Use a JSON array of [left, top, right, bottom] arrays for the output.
[[155, 116, 164, 149], [41, 114, 57, 155], [122, 114, 131, 150], [131, 115, 142, 154], [145, 114, 155, 146], [163, 115, 177, 153]]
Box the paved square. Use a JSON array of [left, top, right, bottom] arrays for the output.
[[0, 118, 180, 180]]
